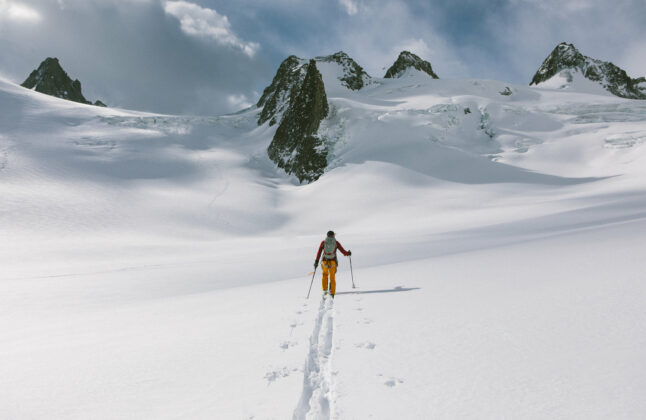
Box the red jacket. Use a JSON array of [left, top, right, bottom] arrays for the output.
[[316, 240, 349, 261]]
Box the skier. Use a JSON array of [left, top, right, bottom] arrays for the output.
[[314, 230, 351, 298]]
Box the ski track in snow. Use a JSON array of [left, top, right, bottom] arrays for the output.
[[293, 296, 336, 420]]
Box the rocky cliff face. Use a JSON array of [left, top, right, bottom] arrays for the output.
[[257, 51, 370, 127], [267, 60, 329, 183], [256, 56, 308, 126], [384, 51, 439, 79], [530, 43, 646, 99], [21, 57, 106, 106]]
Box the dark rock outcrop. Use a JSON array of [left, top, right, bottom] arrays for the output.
[[267, 60, 329, 183], [257, 56, 307, 126], [257, 51, 370, 127], [530, 43, 646, 99], [21, 57, 107, 106], [384, 51, 439, 79]]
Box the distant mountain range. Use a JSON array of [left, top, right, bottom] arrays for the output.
[[21, 57, 106, 107], [18, 44, 644, 183], [255, 44, 644, 182]]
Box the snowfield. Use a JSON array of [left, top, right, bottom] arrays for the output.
[[1, 69, 646, 419]]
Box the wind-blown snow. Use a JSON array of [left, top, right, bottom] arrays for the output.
[[1, 70, 645, 419]]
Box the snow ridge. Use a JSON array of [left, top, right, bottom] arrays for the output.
[[293, 296, 336, 420]]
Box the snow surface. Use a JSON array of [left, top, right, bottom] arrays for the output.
[[533, 70, 612, 96], [1, 72, 646, 419]]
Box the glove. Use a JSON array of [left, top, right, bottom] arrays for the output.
[[347, 250, 352, 256], [314, 260, 319, 268]]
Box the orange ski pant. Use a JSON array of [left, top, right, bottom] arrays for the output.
[[321, 260, 337, 295]]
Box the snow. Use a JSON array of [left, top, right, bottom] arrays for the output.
[[1, 70, 646, 419], [533, 70, 612, 96]]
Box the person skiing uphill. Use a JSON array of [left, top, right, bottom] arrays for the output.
[[314, 231, 351, 298]]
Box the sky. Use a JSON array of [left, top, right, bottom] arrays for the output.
[[1, 0, 645, 115]]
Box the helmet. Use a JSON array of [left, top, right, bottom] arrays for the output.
[[327, 230, 335, 237]]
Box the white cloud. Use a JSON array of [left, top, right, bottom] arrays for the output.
[[226, 93, 253, 111], [510, 0, 595, 14], [0, 0, 42, 23], [338, 0, 358, 16], [317, 1, 467, 79], [164, 1, 259, 57]]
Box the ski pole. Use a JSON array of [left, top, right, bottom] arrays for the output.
[[349, 255, 356, 288], [306, 265, 317, 299]]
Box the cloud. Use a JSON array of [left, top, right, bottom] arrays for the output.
[[0, 0, 42, 23], [226, 93, 254, 110], [0, 0, 269, 115], [338, 0, 358, 16], [164, 1, 259, 57], [304, 1, 467, 79]]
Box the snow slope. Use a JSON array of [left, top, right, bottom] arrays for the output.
[[1, 72, 646, 419]]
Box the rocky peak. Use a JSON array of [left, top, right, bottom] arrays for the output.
[[257, 51, 370, 126], [21, 57, 107, 106], [384, 51, 439, 79], [267, 59, 329, 183], [256, 55, 308, 126], [22, 58, 88, 104], [314, 51, 372, 90], [530, 43, 586, 85], [530, 42, 646, 99]]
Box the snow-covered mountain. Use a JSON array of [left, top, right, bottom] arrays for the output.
[[384, 50, 439, 79], [2, 54, 646, 419], [530, 42, 646, 99], [21, 57, 106, 106]]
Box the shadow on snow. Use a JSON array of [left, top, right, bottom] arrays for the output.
[[336, 286, 420, 295]]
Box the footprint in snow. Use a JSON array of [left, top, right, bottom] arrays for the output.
[[280, 341, 297, 350], [384, 377, 404, 387], [355, 342, 376, 350], [264, 367, 297, 383]]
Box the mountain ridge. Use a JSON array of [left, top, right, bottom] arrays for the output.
[[530, 42, 646, 99], [384, 51, 439, 79]]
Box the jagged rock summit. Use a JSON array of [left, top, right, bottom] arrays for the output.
[[256, 56, 305, 126], [530, 43, 646, 99], [384, 51, 439, 79], [21, 57, 106, 106], [256, 51, 369, 126], [267, 59, 329, 183], [314, 51, 371, 91]]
